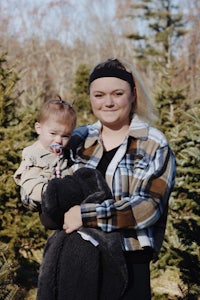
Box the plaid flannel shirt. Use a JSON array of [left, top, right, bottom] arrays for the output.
[[70, 114, 176, 253]]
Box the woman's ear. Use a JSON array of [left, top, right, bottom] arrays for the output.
[[35, 122, 41, 135], [132, 87, 137, 109], [129, 88, 137, 119], [133, 87, 137, 102]]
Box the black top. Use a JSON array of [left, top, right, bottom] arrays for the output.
[[96, 146, 119, 177]]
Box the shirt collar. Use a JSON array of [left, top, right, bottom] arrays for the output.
[[129, 114, 149, 140], [84, 114, 149, 149]]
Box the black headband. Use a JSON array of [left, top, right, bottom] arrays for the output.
[[88, 67, 135, 91]]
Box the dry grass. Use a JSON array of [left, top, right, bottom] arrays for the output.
[[24, 289, 37, 300], [151, 268, 182, 298]]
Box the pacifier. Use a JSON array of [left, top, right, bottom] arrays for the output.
[[50, 144, 64, 155]]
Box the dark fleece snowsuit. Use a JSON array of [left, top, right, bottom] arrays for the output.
[[37, 167, 128, 300]]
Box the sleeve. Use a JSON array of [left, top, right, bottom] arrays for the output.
[[14, 148, 52, 204], [80, 145, 176, 232], [66, 125, 88, 155], [20, 187, 42, 212]]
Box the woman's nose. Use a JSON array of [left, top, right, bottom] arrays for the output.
[[105, 95, 114, 106]]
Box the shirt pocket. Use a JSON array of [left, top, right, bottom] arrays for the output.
[[118, 152, 150, 176]]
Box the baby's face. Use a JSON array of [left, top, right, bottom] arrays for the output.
[[35, 118, 74, 152]]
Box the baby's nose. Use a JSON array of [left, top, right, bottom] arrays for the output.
[[54, 135, 62, 144]]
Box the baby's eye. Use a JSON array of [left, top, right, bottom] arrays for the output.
[[62, 135, 70, 139]]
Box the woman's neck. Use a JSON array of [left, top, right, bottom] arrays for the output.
[[101, 125, 129, 151]]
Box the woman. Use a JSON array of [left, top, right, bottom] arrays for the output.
[[39, 58, 176, 300]]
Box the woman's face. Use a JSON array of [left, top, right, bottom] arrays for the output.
[[89, 77, 135, 129]]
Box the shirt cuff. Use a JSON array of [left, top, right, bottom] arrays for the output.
[[81, 203, 98, 227]]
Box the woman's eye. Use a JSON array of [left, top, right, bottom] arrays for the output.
[[115, 91, 123, 96], [94, 93, 103, 98]]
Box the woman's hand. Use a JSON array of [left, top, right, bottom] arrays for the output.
[[63, 205, 83, 234]]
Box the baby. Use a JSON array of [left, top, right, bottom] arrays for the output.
[[14, 96, 76, 211]]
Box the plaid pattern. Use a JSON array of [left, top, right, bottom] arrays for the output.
[[70, 114, 176, 253]]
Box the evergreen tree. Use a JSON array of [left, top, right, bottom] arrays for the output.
[[154, 66, 186, 134], [152, 67, 200, 299], [0, 53, 47, 299], [70, 63, 96, 125], [0, 243, 19, 300], [126, 0, 186, 68], [168, 103, 200, 299]]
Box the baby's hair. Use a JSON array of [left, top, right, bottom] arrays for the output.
[[55, 95, 74, 107], [37, 96, 77, 128]]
